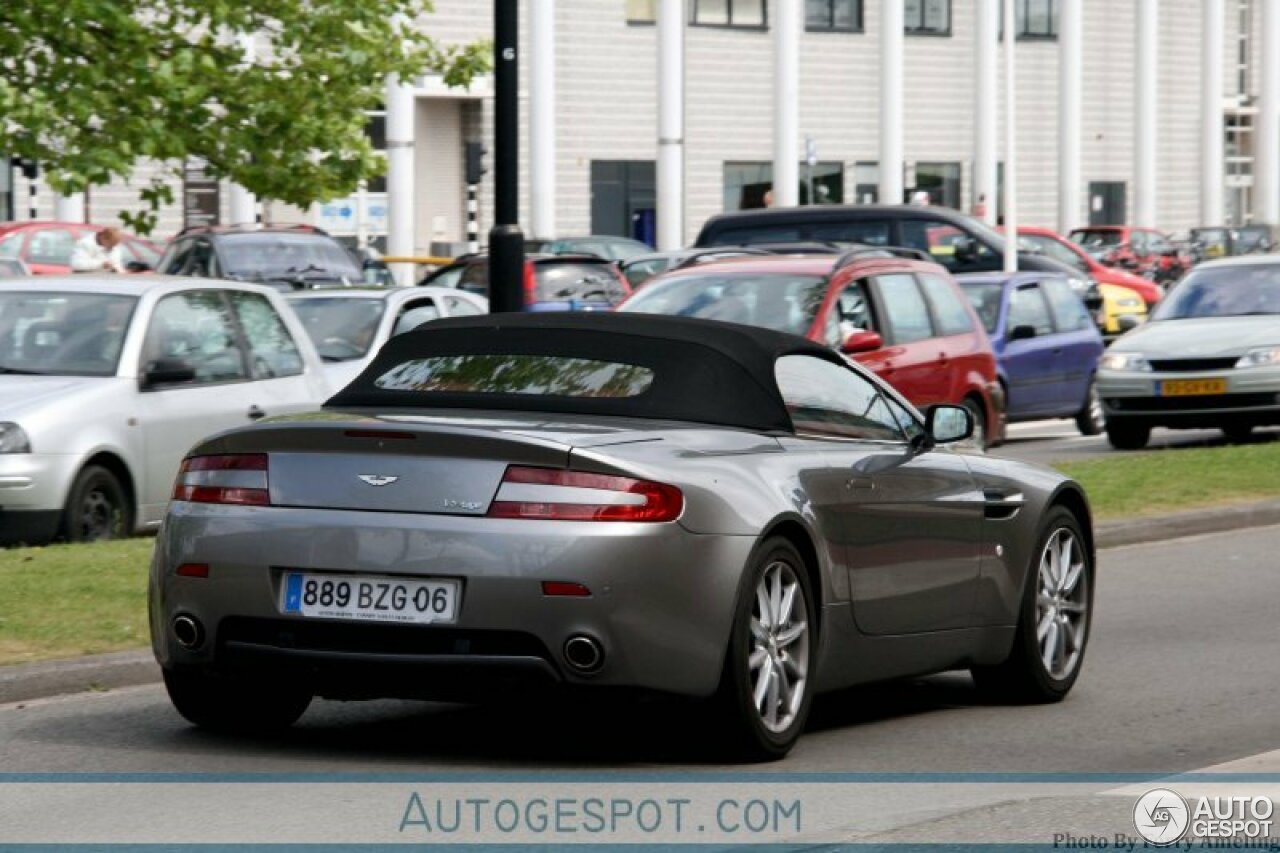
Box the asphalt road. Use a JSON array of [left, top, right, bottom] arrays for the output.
[[995, 420, 1280, 466], [3, 525, 1280, 844]]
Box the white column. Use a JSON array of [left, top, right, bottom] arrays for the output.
[[974, 0, 998, 225], [228, 33, 258, 225], [1134, 0, 1158, 228], [1258, 0, 1280, 225], [54, 193, 85, 223], [1002, 0, 1017, 273], [879, 0, 905, 205], [529, 0, 556, 240], [1058, 0, 1083, 233], [385, 73, 417, 285], [772, 0, 800, 207], [656, 0, 685, 249], [1201, 0, 1225, 225]]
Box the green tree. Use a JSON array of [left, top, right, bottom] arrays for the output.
[[0, 0, 489, 232]]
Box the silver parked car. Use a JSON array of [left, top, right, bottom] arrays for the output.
[[286, 286, 488, 389], [1098, 255, 1280, 449], [0, 276, 330, 545], [150, 313, 1094, 760]]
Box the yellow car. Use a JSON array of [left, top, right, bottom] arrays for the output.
[[1099, 282, 1148, 336]]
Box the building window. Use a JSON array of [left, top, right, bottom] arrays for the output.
[[364, 109, 388, 193], [904, 0, 950, 35], [626, 0, 656, 23], [854, 162, 879, 204], [806, 0, 862, 32], [912, 162, 962, 210], [692, 0, 767, 28], [1014, 0, 1057, 38], [723, 161, 844, 211]]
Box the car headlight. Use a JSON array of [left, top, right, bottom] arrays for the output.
[[1115, 297, 1143, 308], [1235, 347, 1280, 368], [0, 423, 30, 454], [1099, 352, 1152, 372]]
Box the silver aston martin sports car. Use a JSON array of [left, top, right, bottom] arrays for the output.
[[149, 313, 1095, 760]]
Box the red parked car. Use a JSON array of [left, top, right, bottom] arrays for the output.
[[1067, 225, 1189, 287], [618, 249, 1006, 446], [1010, 226, 1163, 308], [0, 221, 161, 275]]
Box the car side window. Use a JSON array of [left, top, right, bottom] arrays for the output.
[[0, 233, 23, 259], [917, 273, 975, 336], [27, 229, 76, 266], [1129, 231, 1148, 255], [458, 261, 489, 296], [873, 273, 935, 344], [775, 355, 904, 442], [1007, 283, 1056, 336], [143, 291, 248, 384], [1041, 277, 1093, 332], [392, 298, 440, 336], [229, 291, 304, 378], [156, 238, 191, 274], [826, 279, 878, 348], [442, 294, 483, 317], [898, 220, 993, 271], [879, 392, 927, 444]]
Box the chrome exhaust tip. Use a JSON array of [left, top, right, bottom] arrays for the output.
[[172, 614, 204, 651], [563, 634, 604, 674]]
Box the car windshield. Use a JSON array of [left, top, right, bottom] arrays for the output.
[[289, 297, 386, 361], [1152, 265, 1280, 320], [959, 282, 1004, 334], [620, 272, 829, 336], [1021, 234, 1089, 273], [1069, 229, 1123, 250], [0, 291, 137, 376], [220, 234, 362, 282]]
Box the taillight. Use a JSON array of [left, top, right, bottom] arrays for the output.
[[523, 262, 537, 306], [173, 454, 270, 506], [488, 466, 683, 522]]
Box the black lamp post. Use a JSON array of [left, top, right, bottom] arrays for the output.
[[488, 0, 524, 313]]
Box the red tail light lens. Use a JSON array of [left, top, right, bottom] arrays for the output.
[[488, 466, 683, 522], [173, 454, 270, 506], [523, 261, 537, 306]]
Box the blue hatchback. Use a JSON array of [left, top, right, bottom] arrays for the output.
[[958, 272, 1106, 436]]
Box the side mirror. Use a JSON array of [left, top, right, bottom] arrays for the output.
[[953, 236, 978, 263], [124, 260, 152, 273], [141, 358, 196, 389], [925, 404, 974, 445], [840, 329, 883, 354], [1008, 324, 1037, 342]]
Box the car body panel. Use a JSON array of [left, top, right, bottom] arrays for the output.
[[1014, 226, 1162, 307]]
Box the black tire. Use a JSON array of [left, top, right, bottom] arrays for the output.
[[163, 669, 312, 733], [1105, 419, 1150, 450], [61, 465, 131, 542], [961, 397, 989, 450], [715, 537, 816, 762], [1222, 424, 1254, 443], [1074, 378, 1105, 436], [972, 506, 1093, 703]]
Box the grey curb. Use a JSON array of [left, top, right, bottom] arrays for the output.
[[3, 501, 1279, 705]]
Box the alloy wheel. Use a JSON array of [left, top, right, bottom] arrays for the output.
[[748, 560, 810, 733], [1035, 528, 1089, 680], [79, 488, 116, 541]]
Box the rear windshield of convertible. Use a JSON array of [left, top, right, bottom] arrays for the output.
[[373, 354, 655, 398]]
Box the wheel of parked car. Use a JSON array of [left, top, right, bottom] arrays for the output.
[[1074, 379, 1106, 436], [162, 669, 312, 733], [1105, 419, 1151, 450], [61, 465, 130, 543], [1222, 425, 1254, 443], [971, 506, 1093, 703], [717, 537, 815, 761], [961, 397, 988, 450]]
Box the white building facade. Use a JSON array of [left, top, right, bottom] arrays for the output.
[[7, 0, 1277, 251]]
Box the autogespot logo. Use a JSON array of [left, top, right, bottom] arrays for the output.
[[1134, 788, 1190, 846]]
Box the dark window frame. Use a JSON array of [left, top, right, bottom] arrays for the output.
[[904, 0, 951, 36], [1012, 0, 1058, 40], [690, 0, 770, 30], [805, 0, 864, 33]]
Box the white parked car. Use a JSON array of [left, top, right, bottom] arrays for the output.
[[0, 276, 330, 545], [286, 286, 488, 389]]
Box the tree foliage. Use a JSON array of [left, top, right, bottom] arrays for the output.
[[0, 0, 490, 232]]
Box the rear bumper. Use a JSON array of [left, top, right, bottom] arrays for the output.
[[149, 503, 757, 698]]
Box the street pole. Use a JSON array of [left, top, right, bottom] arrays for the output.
[[1002, 0, 1017, 273], [656, 0, 685, 250], [879, 0, 905, 205], [489, 0, 525, 313], [772, 0, 799, 208]]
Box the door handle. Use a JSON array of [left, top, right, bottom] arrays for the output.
[[247, 405, 267, 421], [845, 477, 876, 492]]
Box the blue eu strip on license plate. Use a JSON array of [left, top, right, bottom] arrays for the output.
[[284, 573, 304, 613]]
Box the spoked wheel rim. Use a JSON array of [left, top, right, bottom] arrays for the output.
[[748, 560, 810, 734], [1035, 528, 1089, 680], [79, 488, 117, 541]]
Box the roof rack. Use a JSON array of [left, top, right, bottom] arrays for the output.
[[174, 222, 331, 238], [833, 245, 933, 270], [671, 247, 774, 270]]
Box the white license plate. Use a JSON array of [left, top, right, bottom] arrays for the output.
[[281, 573, 460, 624]]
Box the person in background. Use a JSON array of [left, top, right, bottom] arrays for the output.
[[70, 228, 126, 273], [971, 194, 988, 219], [909, 190, 931, 206]]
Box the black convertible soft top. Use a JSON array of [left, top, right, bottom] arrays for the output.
[[325, 312, 846, 433]]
